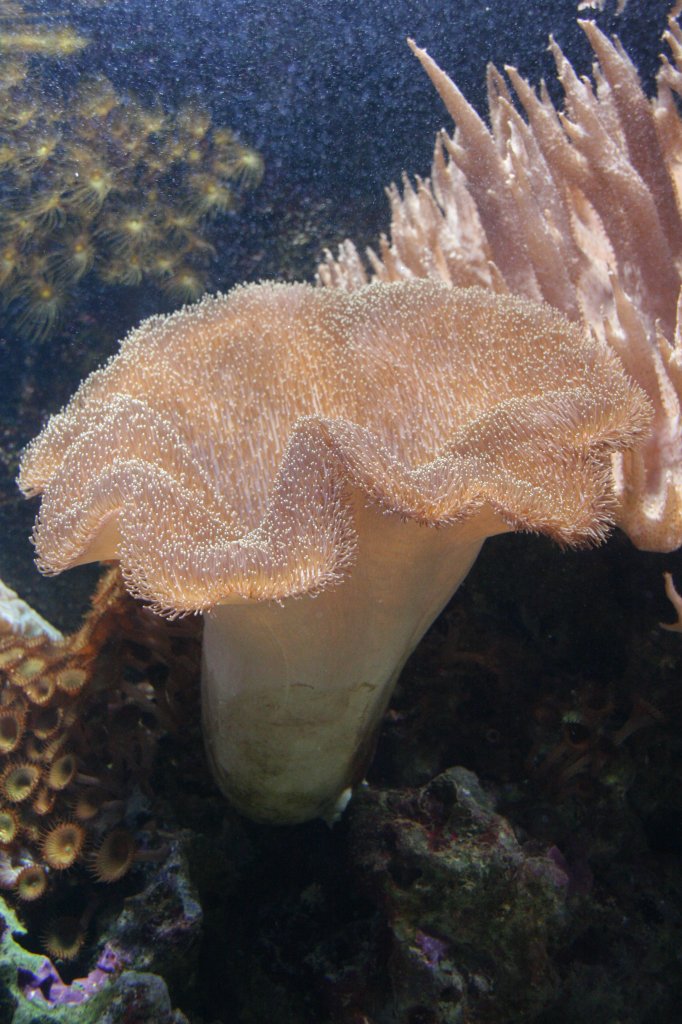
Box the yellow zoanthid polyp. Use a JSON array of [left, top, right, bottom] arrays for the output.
[[17, 128, 61, 171], [63, 149, 119, 214], [99, 207, 159, 253], [176, 103, 212, 142], [223, 145, 265, 189], [24, 189, 69, 230], [186, 173, 234, 218], [100, 253, 145, 287], [159, 266, 206, 302], [52, 229, 96, 282], [13, 275, 68, 342]]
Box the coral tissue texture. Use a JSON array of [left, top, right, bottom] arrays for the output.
[[19, 279, 650, 822], [319, 15, 682, 553], [19, 279, 649, 612]]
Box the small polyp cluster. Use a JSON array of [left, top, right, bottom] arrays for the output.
[[0, 14, 263, 340], [0, 569, 186, 956]]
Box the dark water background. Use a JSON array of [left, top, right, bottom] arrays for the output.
[[68, 0, 669, 199]]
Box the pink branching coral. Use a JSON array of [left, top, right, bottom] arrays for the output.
[[319, 8, 682, 553]]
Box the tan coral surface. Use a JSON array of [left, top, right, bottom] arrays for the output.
[[19, 279, 650, 822]]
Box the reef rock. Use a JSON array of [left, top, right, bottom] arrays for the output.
[[0, 894, 188, 1024], [349, 766, 569, 1023]]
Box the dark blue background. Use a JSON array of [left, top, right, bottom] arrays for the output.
[[57, 0, 670, 203]]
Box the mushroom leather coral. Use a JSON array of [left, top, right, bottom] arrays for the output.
[[19, 279, 651, 823]]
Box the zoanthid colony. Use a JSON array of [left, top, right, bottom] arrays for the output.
[[0, 3, 263, 340], [0, 569, 201, 959]]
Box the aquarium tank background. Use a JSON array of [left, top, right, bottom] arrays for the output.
[[0, 1, 680, 1023]]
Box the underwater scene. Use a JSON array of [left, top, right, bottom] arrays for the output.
[[0, 0, 681, 1021]]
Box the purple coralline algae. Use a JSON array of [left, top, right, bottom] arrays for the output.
[[18, 945, 120, 1006]]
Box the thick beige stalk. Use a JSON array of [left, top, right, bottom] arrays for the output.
[[202, 499, 505, 824]]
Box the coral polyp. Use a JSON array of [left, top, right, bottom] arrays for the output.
[[10, 654, 46, 683], [100, 253, 144, 287], [0, 56, 27, 89], [90, 828, 136, 883], [71, 789, 101, 822], [47, 752, 77, 791], [0, 706, 25, 753], [1, 761, 41, 802], [42, 915, 86, 960], [15, 863, 47, 900], [187, 172, 234, 217], [0, 241, 20, 285], [18, 129, 61, 171], [162, 208, 199, 238], [32, 785, 56, 816], [100, 207, 159, 253], [222, 145, 265, 188], [160, 265, 206, 302], [133, 103, 167, 138], [25, 674, 56, 704], [65, 154, 118, 214], [53, 229, 96, 282], [23, 187, 68, 228], [0, 806, 19, 843], [0, 26, 87, 56], [74, 77, 119, 121], [55, 666, 87, 695], [41, 820, 85, 869], [176, 102, 212, 141], [30, 703, 61, 739], [5, 95, 37, 130], [12, 276, 68, 342]]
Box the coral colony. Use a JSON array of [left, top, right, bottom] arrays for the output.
[[0, 569, 199, 960], [0, 1, 263, 341]]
